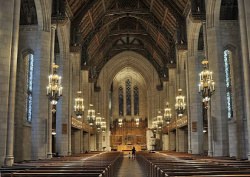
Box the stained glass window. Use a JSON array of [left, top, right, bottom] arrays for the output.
[[134, 86, 139, 116], [26, 54, 34, 121], [224, 50, 233, 118], [126, 80, 131, 116], [118, 86, 123, 116]]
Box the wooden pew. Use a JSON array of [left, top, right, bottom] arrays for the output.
[[1, 152, 122, 177], [136, 151, 250, 177]]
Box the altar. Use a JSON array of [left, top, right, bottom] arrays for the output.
[[110, 119, 147, 152]]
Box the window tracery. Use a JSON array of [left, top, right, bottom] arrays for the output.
[[26, 54, 34, 121], [224, 50, 233, 118], [119, 86, 124, 116]]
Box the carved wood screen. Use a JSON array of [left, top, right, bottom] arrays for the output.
[[110, 119, 147, 151]]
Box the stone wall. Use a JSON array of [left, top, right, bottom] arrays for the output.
[[218, 21, 246, 158], [14, 27, 39, 162], [0, 0, 15, 165]]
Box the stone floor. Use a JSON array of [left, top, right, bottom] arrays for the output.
[[115, 155, 147, 177]]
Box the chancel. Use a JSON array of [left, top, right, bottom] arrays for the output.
[[1, 0, 250, 176]]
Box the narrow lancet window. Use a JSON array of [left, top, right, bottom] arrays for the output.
[[118, 86, 124, 116], [224, 50, 233, 118], [134, 86, 139, 116], [126, 80, 131, 116], [26, 54, 34, 121]]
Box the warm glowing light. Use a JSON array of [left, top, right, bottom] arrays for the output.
[[156, 111, 163, 129], [101, 118, 106, 133], [96, 113, 102, 131], [47, 64, 63, 105], [152, 117, 158, 129], [175, 89, 186, 117], [135, 118, 139, 127], [87, 104, 95, 126], [118, 118, 123, 127], [164, 102, 172, 124], [198, 60, 215, 103], [74, 91, 84, 118]]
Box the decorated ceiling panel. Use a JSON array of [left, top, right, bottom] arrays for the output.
[[66, 0, 190, 78]]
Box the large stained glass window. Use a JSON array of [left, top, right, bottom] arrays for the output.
[[126, 80, 131, 116], [224, 50, 233, 118], [134, 86, 139, 116], [118, 86, 123, 116], [26, 54, 34, 121]]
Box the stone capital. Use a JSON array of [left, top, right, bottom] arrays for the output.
[[51, 24, 57, 30]]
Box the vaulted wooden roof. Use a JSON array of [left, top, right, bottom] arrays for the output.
[[66, 0, 190, 78]]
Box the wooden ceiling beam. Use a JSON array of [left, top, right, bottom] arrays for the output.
[[150, 0, 155, 12], [81, 10, 173, 49], [71, 0, 98, 27], [160, 0, 184, 22], [65, 0, 74, 19], [162, 8, 169, 26], [101, 0, 106, 13], [95, 35, 100, 46], [156, 31, 160, 45], [91, 32, 165, 66], [88, 10, 95, 29]]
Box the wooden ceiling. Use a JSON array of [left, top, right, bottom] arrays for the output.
[[66, 0, 190, 78]]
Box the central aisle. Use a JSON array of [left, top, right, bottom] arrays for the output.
[[115, 155, 147, 177]]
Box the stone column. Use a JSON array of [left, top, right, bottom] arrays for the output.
[[162, 134, 169, 150], [80, 129, 83, 153], [73, 130, 81, 154], [168, 68, 177, 151], [207, 25, 229, 157], [90, 134, 96, 151], [47, 25, 56, 159], [176, 116, 179, 152], [0, 0, 14, 165], [5, 0, 20, 166], [88, 133, 90, 151], [169, 131, 176, 150], [238, 0, 250, 160], [81, 70, 89, 124], [83, 132, 89, 152], [56, 54, 72, 156], [178, 129, 185, 152], [31, 31, 51, 160], [186, 52, 204, 155], [207, 101, 213, 156], [68, 59, 72, 156], [81, 69, 90, 151], [168, 69, 177, 123]]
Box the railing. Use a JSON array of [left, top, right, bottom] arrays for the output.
[[71, 117, 97, 134], [162, 115, 188, 133]]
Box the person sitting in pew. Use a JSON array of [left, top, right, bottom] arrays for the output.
[[53, 152, 64, 157]]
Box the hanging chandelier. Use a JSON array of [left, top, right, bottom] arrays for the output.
[[87, 104, 96, 126], [152, 117, 158, 129], [198, 60, 215, 103], [47, 63, 62, 105], [118, 118, 123, 127], [175, 89, 186, 117], [135, 118, 139, 127], [156, 111, 163, 129], [164, 102, 172, 124], [74, 91, 84, 118], [96, 113, 102, 131], [101, 118, 106, 133]]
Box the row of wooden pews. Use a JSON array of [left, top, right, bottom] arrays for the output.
[[137, 151, 250, 177], [0, 151, 122, 177]]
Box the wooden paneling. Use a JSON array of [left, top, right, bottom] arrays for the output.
[[162, 115, 188, 133], [110, 119, 147, 151]]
